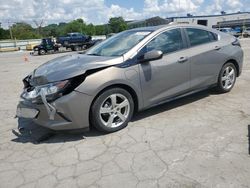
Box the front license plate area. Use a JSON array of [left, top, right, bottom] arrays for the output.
[[16, 107, 39, 119]]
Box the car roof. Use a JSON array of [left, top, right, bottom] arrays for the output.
[[129, 25, 166, 32], [129, 23, 215, 32]]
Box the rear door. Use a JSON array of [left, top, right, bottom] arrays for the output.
[[139, 28, 190, 107], [184, 28, 224, 89]]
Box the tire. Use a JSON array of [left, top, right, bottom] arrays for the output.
[[216, 62, 237, 93], [90, 88, 134, 133], [73, 46, 81, 51], [63, 41, 69, 46], [38, 49, 46, 55]]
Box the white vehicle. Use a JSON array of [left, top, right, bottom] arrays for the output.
[[243, 28, 250, 37]]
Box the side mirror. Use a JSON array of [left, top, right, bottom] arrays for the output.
[[139, 50, 163, 63]]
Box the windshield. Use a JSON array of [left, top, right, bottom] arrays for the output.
[[86, 30, 152, 57]]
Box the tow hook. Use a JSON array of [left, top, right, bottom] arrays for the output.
[[40, 88, 56, 120]]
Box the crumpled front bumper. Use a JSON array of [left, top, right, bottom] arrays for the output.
[[16, 91, 93, 131]]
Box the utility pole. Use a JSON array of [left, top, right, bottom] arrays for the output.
[[242, 18, 246, 38], [33, 19, 44, 36], [8, 20, 13, 40]]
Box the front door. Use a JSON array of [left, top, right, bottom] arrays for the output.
[[139, 28, 190, 108]]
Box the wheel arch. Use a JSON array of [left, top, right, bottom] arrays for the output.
[[90, 83, 139, 114], [39, 47, 47, 51], [224, 59, 240, 77], [88, 83, 140, 128]]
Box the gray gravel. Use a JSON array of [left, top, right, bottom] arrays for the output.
[[0, 41, 250, 188]]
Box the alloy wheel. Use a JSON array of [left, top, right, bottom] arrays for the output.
[[221, 66, 236, 90], [99, 93, 130, 128]]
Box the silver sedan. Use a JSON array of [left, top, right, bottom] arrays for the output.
[[16, 24, 243, 133]]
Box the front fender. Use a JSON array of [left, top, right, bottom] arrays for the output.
[[75, 65, 144, 110]]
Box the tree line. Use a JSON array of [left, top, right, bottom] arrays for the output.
[[0, 17, 128, 40]]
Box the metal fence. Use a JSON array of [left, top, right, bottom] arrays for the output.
[[0, 35, 106, 52], [0, 39, 41, 51]]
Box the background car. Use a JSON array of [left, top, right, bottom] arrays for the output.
[[243, 28, 250, 37], [17, 24, 243, 133], [219, 27, 240, 37]]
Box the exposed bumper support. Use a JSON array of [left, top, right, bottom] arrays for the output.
[[40, 88, 56, 120], [16, 91, 93, 130]]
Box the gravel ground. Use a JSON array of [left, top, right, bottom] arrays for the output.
[[0, 40, 249, 188]]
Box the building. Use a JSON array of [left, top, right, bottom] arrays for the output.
[[170, 12, 250, 28]]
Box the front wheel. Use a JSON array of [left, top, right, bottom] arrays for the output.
[[38, 49, 46, 55], [90, 88, 134, 133], [216, 62, 237, 93]]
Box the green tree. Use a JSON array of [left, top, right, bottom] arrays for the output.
[[85, 23, 96, 35], [95, 25, 106, 35], [12, 22, 40, 39], [76, 18, 84, 24], [108, 17, 128, 33], [0, 23, 10, 40], [42, 23, 68, 37], [64, 19, 86, 34]]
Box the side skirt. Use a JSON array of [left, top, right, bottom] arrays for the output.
[[140, 84, 217, 111]]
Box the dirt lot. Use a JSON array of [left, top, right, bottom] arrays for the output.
[[0, 40, 250, 188]]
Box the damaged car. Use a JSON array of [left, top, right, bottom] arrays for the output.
[[16, 24, 243, 133]]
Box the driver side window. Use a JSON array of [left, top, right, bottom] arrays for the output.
[[146, 29, 184, 54]]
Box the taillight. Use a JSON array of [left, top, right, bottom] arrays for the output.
[[232, 38, 241, 47]]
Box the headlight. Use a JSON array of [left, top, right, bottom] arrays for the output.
[[21, 80, 69, 103], [21, 74, 85, 103], [39, 80, 69, 96]]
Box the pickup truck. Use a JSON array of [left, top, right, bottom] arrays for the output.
[[56, 32, 92, 46]]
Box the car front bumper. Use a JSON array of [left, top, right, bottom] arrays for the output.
[[16, 91, 93, 131]]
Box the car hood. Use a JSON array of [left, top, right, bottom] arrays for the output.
[[30, 53, 123, 85]]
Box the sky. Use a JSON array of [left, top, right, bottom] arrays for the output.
[[0, 0, 250, 28]]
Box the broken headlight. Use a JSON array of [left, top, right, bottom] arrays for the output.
[[21, 74, 86, 103], [21, 80, 69, 103]]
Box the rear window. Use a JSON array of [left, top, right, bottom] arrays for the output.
[[186, 28, 217, 47]]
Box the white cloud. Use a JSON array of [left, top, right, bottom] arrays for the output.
[[226, 0, 243, 9], [108, 5, 141, 20], [204, 0, 224, 14], [203, 0, 243, 15], [0, 0, 246, 28], [0, 0, 144, 28], [143, 0, 202, 16]]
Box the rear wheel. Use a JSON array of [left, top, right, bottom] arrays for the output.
[[73, 46, 82, 51], [91, 88, 134, 133], [216, 62, 237, 93]]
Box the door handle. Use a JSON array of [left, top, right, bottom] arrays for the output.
[[214, 46, 221, 50], [178, 57, 188, 63]]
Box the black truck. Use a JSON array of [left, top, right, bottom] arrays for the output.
[[33, 33, 102, 55]]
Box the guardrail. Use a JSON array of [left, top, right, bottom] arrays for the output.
[[0, 35, 106, 52], [0, 39, 41, 51]]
